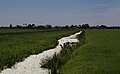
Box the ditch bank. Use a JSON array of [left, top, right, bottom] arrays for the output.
[[0, 31, 82, 74]]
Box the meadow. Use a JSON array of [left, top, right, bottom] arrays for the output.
[[60, 29, 120, 74], [0, 29, 79, 71]]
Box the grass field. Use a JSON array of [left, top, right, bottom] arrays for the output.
[[0, 29, 79, 71], [60, 29, 120, 74]]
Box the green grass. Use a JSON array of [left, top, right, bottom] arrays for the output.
[[0, 29, 79, 71], [60, 29, 120, 74]]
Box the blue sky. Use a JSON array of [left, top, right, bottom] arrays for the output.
[[0, 0, 120, 26]]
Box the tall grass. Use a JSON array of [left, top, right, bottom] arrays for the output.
[[41, 31, 85, 74]]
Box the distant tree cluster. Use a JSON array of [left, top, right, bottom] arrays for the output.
[[90, 25, 120, 29], [0, 23, 120, 29], [5, 24, 52, 29]]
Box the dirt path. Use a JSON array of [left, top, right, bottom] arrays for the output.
[[0, 31, 82, 74]]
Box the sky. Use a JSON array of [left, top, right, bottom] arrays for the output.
[[0, 0, 120, 26]]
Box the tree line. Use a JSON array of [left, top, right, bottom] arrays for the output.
[[0, 24, 120, 29]]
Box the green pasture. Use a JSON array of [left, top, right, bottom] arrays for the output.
[[60, 29, 120, 74], [0, 29, 79, 71]]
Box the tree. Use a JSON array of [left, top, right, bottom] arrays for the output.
[[10, 24, 13, 28], [70, 25, 74, 28], [54, 26, 61, 29], [82, 24, 90, 29], [27, 24, 32, 28], [78, 25, 82, 28], [64, 25, 69, 29], [32, 24, 35, 27], [16, 25, 22, 28], [46, 24, 52, 29], [99, 25, 107, 29]]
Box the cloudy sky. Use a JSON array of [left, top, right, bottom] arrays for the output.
[[0, 0, 120, 26]]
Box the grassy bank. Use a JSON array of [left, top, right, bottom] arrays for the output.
[[60, 29, 120, 74], [0, 29, 79, 71], [41, 31, 85, 74]]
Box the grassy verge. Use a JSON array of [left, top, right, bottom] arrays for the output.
[[0, 29, 80, 71], [60, 29, 120, 74], [41, 30, 85, 74]]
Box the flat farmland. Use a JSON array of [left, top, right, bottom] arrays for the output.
[[60, 29, 120, 74], [0, 29, 79, 71]]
